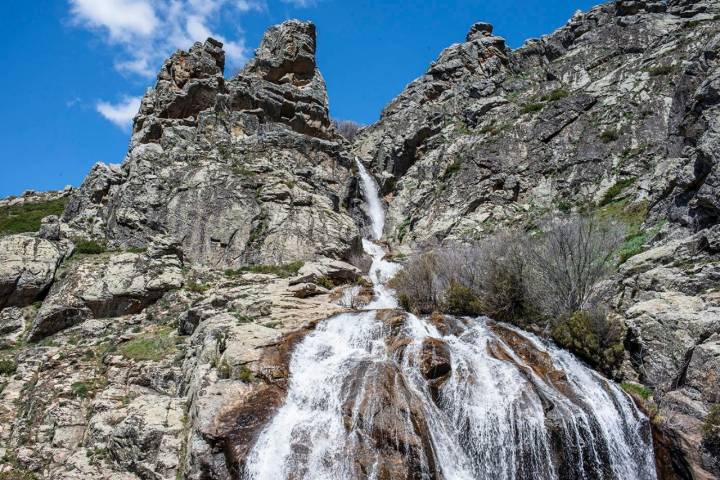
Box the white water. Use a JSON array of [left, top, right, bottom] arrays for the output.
[[242, 159, 657, 480]]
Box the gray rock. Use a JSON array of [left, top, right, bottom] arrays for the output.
[[63, 22, 360, 269], [0, 234, 65, 309], [28, 248, 183, 341], [289, 257, 361, 286]]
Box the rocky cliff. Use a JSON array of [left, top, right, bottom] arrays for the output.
[[63, 20, 359, 269], [355, 0, 720, 476], [0, 2, 719, 479]]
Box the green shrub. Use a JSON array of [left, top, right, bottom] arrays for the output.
[[521, 102, 544, 114], [647, 64, 676, 76], [217, 358, 231, 379], [600, 128, 619, 143], [0, 358, 17, 376], [442, 281, 483, 316], [621, 382, 653, 400], [119, 331, 176, 362], [73, 239, 106, 255], [315, 276, 335, 290], [185, 280, 211, 293], [238, 365, 255, 383], [0, 197, 68, 236], [398, 293, 413, 312], [599, 177, 636, 206], [224, 261, 304, 278], [703, 405, 720, 456], [552, 310, 625, 375], [542, 88, 570, 102]]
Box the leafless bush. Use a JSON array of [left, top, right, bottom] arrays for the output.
[[526, 215, 625, 318], [389, 251, 442, 313], [389, 214, 624, 322], [332, 119, 363, 141]]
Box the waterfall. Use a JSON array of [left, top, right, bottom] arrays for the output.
[[242, 159, 657, 480], [355, 158, 385, 240]]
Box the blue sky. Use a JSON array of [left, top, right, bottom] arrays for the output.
[[0, 0, 599, 197]]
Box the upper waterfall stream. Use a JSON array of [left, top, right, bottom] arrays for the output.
[[242, 159, 657, 480]]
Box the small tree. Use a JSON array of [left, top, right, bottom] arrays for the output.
[[527, 215, 625, 317], [332, 119, 363, 141]]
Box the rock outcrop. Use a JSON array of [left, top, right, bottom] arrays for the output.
[[0, 235, 67, 309], [2, 2, 720, 478], [352, 1, 720, 477], [63, 20, 360, 269]]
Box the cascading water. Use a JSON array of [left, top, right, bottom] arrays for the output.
[[242, 159, 657, 480]]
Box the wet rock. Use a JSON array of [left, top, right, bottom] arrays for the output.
[[341, 360, 441, 480], [418, 338, 451, 380], [0, 234, 65, 309], [418, 337, 452, 402]]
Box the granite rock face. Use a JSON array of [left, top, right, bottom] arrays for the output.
[[63, 20, 359, 269], [0, 235, 66, 309], [2, 3, 720, 478], [353, 0, 720, 477], [27, 245, 183, 341], [355, 0, 720, 248]]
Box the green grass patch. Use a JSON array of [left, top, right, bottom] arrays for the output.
[[233, 312, 254, 324], [119, 329, 176, 362], [0, 197, 68, 236], [73, 239, 107, 255], [597, 199, 648, 229], [617, 221, 665, 264], [600, 128, 619, 143], [541, 88, 570, 102], [224, 261, 304, 278], [599, 177, 637, 206], [185, 280, 211, 293], [70, 382, 92, 398], [621, 382, 653, 400], [647, 64, 677, 76], [0, 358, 17, 376], [520, 102, 544, 114], [238, 365, 255, 383]]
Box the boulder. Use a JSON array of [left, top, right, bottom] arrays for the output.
[[289, 257, 361, 286], [0, 234, 65, 309]]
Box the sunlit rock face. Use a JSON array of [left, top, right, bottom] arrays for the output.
[[351, 0, 720, 476], [2, 1, 720, 479], [63, 20, 360, 269]]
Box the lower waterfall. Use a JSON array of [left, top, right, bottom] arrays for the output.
[[241, 159, 657, 480]]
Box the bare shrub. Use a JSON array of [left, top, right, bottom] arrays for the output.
[[389, 214, 623, 322], [389, 252, 442, 313], [332, 119, 364, 141], [389, 233, 529, 317], [526, 215, 625, 317]]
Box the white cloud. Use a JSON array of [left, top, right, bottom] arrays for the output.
[[96, 96, 142, 130], [281, 0, 317, 6], [68, 0, 266, 78], [69, 0, 158, 41]]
